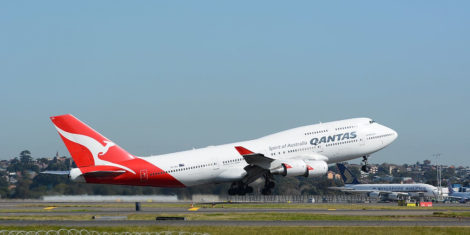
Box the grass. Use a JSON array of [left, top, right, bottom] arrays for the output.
[[18, 203, 191, 208], [0, 225, 470, 235], [0, 209, 97, 213], [17, 202, 470, 211], [1, 211, 469, 221], [199, 202, 470, 211], [433, 211, 470, 218]]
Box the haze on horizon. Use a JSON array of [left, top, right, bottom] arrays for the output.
[[1, 1, 469, 166]]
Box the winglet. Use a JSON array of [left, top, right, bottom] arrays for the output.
[[234, 146, 254, 155]]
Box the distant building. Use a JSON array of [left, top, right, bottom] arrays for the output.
[[370, 165, 378, 174], [327, 171, 342, 180], [327, 171, 334, 180], [401, 177, 414, 184]]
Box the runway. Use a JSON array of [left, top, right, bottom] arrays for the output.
[[1, 208, 460, 216], [1, 201, 470, 227], [1, 219, 469, 227]]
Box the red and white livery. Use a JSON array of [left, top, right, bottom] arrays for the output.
[[47, 114, 397, 195]]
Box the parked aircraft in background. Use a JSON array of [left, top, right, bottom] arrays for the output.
[[447, 184, 470, 203], [330, 163, 437, 200], [44, 114, 397, 195]]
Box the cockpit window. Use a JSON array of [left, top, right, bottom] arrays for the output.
[[369, 120, 375, 124]]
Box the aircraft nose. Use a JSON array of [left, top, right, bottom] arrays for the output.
[[391, 128, 398, 141], [381, 125, 398, 145]]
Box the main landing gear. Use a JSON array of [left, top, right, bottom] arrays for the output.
[[261, 173, 275, 195], [228, 181, 253, 196], [227, 172, 275, 196], [361, 155, 371, 173]]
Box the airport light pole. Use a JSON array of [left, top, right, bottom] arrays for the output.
[[433, 153, 442, 197]]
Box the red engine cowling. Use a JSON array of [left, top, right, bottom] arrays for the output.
[[303, 160, 328, 178]]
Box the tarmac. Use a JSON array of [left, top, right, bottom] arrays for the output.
[[1, 201, 470, 227], [1, 220, 470, 227]]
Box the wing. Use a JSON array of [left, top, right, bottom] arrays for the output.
[[234, 146, 329, 167], [234, 146, 275, 169]]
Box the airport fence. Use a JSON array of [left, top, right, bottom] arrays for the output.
[[0, 229, 210, 235], [222, 194, 370, 203]]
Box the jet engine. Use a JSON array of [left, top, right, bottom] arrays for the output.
[[368, 191, 380, 199], [303, 160, 328, 178], [271, 159, 307, 177], [387, 192, 399, 201], [270, 159, 328, 177]]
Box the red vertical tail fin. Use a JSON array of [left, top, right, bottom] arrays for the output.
[[50, 114, 135, 169]]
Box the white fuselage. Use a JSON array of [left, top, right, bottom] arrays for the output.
[[141, 118, 397, 187], [342, 183, 438, 198]]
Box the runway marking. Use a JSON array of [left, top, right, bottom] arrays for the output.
[[188, 207, 200, 211], [327, 209, 336, 211], [43, 207, 57, 210]]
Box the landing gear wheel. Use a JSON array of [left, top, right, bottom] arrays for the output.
[[361, 155, 370, 173], [261, 188, 272, 195], [245, 186, 253, 194], [261, 173, 275, 195], [228, 182, 240, 195], [237, 188, 246, 196], [267, 181, 275, 189], [361, 165, 370, 173], [228, 181, 253, 195], [228, 188, 237, 195]]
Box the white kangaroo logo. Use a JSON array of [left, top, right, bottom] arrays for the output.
[[55, 126, 136, 174]]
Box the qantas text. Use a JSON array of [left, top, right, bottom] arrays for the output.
[[310, 132, 357, 145]]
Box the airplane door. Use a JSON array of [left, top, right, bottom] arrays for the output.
[[213, 162, 220, 171], [140, 169, 148, 182], [211, 158, 220, 177], [316, 144, 324, 153]]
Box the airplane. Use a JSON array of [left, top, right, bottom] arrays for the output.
[[329, 163, 438, 200], [43, 114, 397, 195], [447, 183, 470, 203]]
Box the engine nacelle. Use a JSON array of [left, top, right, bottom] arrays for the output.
[[303, 160, 328, 178], [368, 191, 380, 199], [386, 192, 399, 201], [270, 159, 308, 177]]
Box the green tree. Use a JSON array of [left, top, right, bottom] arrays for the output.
[[0, 172, 9, 198], [13, 177, 33, 198]]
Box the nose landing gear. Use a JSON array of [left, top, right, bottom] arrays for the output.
[[361, 155, 371, 173]]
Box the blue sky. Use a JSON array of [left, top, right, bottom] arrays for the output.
[[1, 1, 469, 166]]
